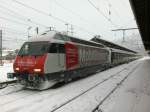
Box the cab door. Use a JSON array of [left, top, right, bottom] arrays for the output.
[[58, 44, 65, 68], [44, 43, 65, 73]]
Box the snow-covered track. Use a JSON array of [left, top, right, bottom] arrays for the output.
[[50, 62, 138, 112], [92, 62, 141, 112], [0, 80, 17, 89], [0, 83, 25, 97], [0, 60, 140, 112]]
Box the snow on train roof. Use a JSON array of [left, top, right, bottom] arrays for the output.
[[26, 31, 105, 48], [27, 31, 64, 43], [27, 31, 56, 42]]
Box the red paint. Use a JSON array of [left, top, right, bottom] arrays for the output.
[[65, 42, 78, 70], [13, 54, 47, 74]]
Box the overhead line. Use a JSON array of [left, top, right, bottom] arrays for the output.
[[53, 0, 94, 26], [0, 4, 27, 21], [87, 0, 119, 28], [53, 0, 114, 38], [2, 36, 27, 41], [0, 16, 29, 26], [3, 39, 26, 41], [12, 0, 96, 36], [3, 35, 27, 40], [105, 0, 131, 28], [0, 26, 27, 34], [3, 31, 28, 37], [12, 0, 67, 23], [3, 39, 26, 42], [0, 4, 48, 28], [112, 28, 138, 31], [105, 0, 124, 23]]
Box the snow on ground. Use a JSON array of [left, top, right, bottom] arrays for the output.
[[100, 57, 150, 112], [0, 59, 141, 112], [0, 63, 13, 82], [54, 60, 140, 112]]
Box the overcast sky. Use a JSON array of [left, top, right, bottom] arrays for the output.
[[0, 0, 140, 49]]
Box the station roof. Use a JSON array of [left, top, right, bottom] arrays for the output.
[[91, 37, 137, 53], [129, 0, 150, 50]]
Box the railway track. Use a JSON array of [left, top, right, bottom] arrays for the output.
[[92, 63, 141, 112], [0, 60, 139, 112], [0, 80, 17, 89], [50, 61, 139, 112], [0, 79, 26, 97]]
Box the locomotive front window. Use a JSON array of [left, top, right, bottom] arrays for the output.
[[18, 42, 49, 56]]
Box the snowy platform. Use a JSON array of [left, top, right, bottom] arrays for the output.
[[0, 57, 150, 112], [100, 57, 150, 112]]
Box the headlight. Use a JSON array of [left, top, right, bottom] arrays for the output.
[[34, 69, 41, 72], [15, 67, 20, 71]]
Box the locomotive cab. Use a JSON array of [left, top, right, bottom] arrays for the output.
[[14, 41, 49, 74]]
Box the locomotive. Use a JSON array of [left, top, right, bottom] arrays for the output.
[[7, 31, 137, 90]]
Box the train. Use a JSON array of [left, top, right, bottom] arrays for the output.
[[7, 31, 138, 90]]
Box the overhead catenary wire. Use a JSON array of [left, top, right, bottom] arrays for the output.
[[87, 0, 120, 28], [51, 0, 113, 38], [53, 0, 96, 27], [1, 0, 111, 37], [0, 4, 49, 28], [12, 0, 68, 24], [2, 35, 27, 41], [0, 27, 29, 42], [105, 0, 128, 28], [0, 16, 30, 26], [0, 27, 28, 41], [0, 26, 27, 35], [3, 38, 26, 42], [0, 4, 27, 21], [12, 0, 97, 36], [53, 0, 106, 37], [3, 39, 26, 42], [3, 31, 28, 37]]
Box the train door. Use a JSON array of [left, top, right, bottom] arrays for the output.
[[44, 43, 66, 73]]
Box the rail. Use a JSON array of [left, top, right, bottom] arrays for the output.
[[0, 80, 17, 89]]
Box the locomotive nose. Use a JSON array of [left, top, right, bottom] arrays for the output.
[[13, 54, 47, 74]]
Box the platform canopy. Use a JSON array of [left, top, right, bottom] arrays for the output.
[[91, 37, 137, 53], [129, 0, 150, 51]]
